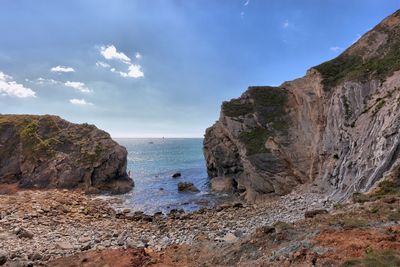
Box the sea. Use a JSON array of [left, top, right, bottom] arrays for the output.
[[113, 138, 222, 214]]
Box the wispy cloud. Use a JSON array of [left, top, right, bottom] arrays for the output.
[[0, 71, 36, 98], [135, 52, 142, 59], [31, 77, 61, 85], [96, 61, 111, 68], [100, 45, 131, 64], [330, 46, 342, 52], [50, 65, 75, 73], [282, 20, 290, 28], [70, 98, 93, 105], [241, 0, 250, 18], [64, 81, 92, 93]]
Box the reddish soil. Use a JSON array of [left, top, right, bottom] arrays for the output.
[[315, 225, 400, 262], [0, 183, 18, 195], [47, 248, 151, 267]]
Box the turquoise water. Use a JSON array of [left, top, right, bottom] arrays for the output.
[[114, 138, 218, 214]]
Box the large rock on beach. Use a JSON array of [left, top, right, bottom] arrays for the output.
[[177, 182, 199, 192], [0, 114, 133, 194]]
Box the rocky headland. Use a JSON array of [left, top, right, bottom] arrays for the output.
[[0, 114, 133, 194], [204, 10, 400, 203]]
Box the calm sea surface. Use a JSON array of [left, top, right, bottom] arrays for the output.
[[114, 138, 220, 214]]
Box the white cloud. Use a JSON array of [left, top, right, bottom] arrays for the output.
[[70, 98, 93, 105], [330, 46, 342, 52], [243, 0, 250, 6], [0, 71, 36, 98], [50, 65, 75, 73], [96, 61, 111, 68], [119, 64, 144, 78], [64, 81, 92, 93], [35, 77, 60, 85], [98, 45, 144, 78], [100, 45, 131, 63], [283, 20, 289, 28]]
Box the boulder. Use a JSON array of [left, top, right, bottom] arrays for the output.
[[0, 115, 134, 194], [15, 228, 33, 239], [177, 182, 199, 192], [172, 172, 181, 178]]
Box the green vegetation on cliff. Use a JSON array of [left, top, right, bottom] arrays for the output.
[[222, 99, 254, 117], [239, 128, 270, 155], [0, 115, 104, 163], [235, 87, 289, 155], [314, 21, 400, 90], [249, 87, 289, 133]]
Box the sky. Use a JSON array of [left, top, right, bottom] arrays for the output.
[[0, 0, 398, 137]]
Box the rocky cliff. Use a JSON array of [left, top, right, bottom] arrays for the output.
[[204, 10, 400, 202], [0, 114, 133, 193]]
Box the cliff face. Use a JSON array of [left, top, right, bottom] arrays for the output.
[[204, 10, 400, 202], [0, 114, 133, 193]]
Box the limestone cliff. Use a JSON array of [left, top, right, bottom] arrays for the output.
[[0, 114, 133, 193], [204, 10, 400, 202]]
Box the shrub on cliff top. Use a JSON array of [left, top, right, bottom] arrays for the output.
[[314, 24, 400, 90], [222, 99, 254, 117]]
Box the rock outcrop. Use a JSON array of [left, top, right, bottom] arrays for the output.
[[0, 114, 133, 193], [204, 10, 400, 202]]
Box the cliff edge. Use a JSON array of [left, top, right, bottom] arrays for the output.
[[0, 114, 133, 193], [204, 10, 400, 202]]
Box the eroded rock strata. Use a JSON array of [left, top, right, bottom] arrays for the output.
[[0, 114, 133, 193], [204, 10, 400, 202]]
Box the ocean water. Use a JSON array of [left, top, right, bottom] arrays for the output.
[[114, 138, 219, 214]]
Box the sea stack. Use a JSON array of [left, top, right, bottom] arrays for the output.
[[0, 114, 134, 193]]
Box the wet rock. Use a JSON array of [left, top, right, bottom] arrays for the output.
[[141, 214, 153, 222], [172, 172, 181, 178], [177, 182, 199, 192], [153, 211, 163, 216]]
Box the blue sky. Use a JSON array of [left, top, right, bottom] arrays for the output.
[[0, 0, 398, 137]]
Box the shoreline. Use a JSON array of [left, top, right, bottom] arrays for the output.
[[0, 188, 330, 266]]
